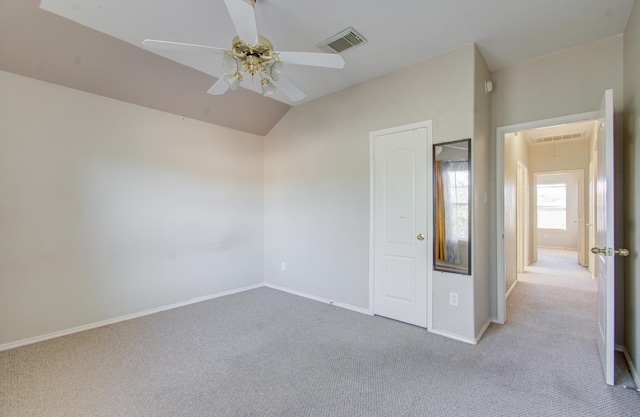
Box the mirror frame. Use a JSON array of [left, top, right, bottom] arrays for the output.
[[433, 138, 472, 275]]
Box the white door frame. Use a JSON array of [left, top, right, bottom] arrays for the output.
[[496, 111, 597, 324], [369, 120, 433, 328], [516, 160, 529, 273]]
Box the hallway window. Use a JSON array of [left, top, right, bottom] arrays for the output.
[[537, 183, 566, 230]]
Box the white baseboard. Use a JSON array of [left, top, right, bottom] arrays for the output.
[[537, 245, 579, 251], [621, 346, 640, 388], [264, 282, 372, 316], [429, 328, 477, 345], [475, 318, 492, 344], [506, 279, 518, 299], [0, 283, 264, 352]]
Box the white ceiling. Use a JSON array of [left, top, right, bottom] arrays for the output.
[[39, 0, 634, 106], [0, 0, 634, 135]]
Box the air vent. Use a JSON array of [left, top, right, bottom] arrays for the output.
[[531, 132, 585, 144], [317, 27, 367, 53]]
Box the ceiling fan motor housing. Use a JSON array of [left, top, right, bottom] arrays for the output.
[[228, 35, 276, 76]]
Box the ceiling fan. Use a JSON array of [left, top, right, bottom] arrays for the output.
[[142, 0, 345, 102]]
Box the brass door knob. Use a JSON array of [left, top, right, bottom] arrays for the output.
[[417, 233, 425, 241], [591, 247, 630, 257]]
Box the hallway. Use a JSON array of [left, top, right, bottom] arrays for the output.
[[517, 248, 596, 292]]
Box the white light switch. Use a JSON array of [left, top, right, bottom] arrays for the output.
[[281, 262, 286, 271]]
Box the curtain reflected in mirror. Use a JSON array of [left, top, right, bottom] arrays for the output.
[[434, 139, 471, 275]]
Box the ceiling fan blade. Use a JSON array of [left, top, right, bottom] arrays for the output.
[[223, 0, 259, 45], [207, 78, 229, 95], [142, 39, 225, 55], [277, 51, 345, 69], [272, 76, 306, 102]]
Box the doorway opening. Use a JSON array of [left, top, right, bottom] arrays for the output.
[[497, 90, 620, 386], [496, 111, 599, 323]]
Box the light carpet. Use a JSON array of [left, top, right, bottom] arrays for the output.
[[518, 248, 597, 292], [1, 284, 638, 416]]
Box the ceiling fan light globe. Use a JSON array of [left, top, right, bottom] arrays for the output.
[[224, 73, 242, 90], [267, 61, 284, 81], [223, 54, 239, 75], [261, 78, 277, 97]]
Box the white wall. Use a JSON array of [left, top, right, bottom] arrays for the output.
[[535, 172, 581, 250], [489, 36, 624, 322], [264, 45, 477, 341], [623, 0, 640, 385], [0, 71, 265, 347]]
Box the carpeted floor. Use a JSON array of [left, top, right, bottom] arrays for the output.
[[1, 283, 638, 416], [518, 248, 597, 292]]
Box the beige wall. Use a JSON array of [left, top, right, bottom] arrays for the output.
[[265, 44, 478, 341], [623, 0, 640, 385], [0, 71, 265, 347], [489, 36, 624, 321], [473, 46, 492, 337], [490, 36, 624, 128], [530, 140, 590, 253]]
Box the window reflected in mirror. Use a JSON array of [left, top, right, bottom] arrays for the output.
[[434, 139, 471, 275]]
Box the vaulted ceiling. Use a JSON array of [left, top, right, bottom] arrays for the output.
[[0, 0, 634, 135]]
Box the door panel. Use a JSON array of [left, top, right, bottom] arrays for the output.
[[594, 89, 615, 386], [373, 127, 429, 328], [384, 255, 416, 302]]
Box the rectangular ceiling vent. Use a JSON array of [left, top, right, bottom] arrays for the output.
[[531, 132, 585, 145], [317, 27, 367, 53]]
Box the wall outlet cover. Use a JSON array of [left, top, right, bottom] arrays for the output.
[[449, 292, 459, 306]]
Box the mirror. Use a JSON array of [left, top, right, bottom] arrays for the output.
[[433, 139, 471, 275]]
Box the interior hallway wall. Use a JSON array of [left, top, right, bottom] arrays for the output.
[[0, 71, 265, 347], [503, 133, 531, 293], [530, 140, 590, 255], [534, 172, 581, 250]]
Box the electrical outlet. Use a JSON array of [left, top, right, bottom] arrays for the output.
[[449, 292, 459, 306], [281, 262, 286, 271]]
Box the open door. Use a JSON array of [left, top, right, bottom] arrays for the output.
[[591, 89, 628, 386]]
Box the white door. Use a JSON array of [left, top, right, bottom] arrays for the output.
[[592, 89, 626, 386], [372, 125, 430, 328]]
